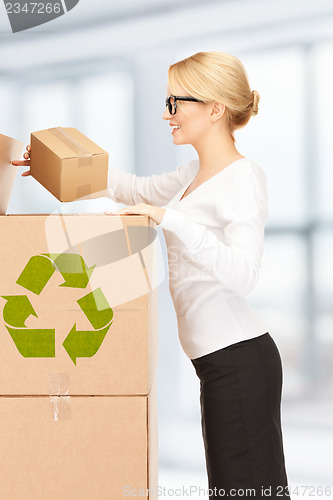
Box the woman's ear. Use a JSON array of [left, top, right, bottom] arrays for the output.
[[210, 102, 225, 122]]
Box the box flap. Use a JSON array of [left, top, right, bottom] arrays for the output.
[[31, 127, 107, 160], [0, 133, 24, 215]]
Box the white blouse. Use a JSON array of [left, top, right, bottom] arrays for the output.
[[107, 157, 269, 359]]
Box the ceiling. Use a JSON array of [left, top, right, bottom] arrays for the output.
[[0, 0, 206, 34], [0, 0, 333, 77]]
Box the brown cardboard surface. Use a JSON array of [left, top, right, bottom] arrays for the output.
[[148, 376, 159, 496], [30, 127, 108, 202], [0, 389, 158, 500], [0, 133, 24, 215], [0, 214, 158, 396]]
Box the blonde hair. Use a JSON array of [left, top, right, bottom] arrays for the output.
[[168, 51, 260, 143]]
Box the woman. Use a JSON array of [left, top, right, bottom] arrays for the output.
[[13, 51, 291, 499]]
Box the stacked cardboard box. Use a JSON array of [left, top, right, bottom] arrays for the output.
[[0, 133, 159, 499]]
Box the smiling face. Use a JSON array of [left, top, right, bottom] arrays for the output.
[[162, 82, 215, 149]]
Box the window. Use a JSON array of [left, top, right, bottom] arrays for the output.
[[6, 70, 134, 214]]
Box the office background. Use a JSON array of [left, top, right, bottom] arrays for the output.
[[1, 0, 332, 496]]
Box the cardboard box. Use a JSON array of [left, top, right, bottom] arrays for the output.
[[0, 214, 159, 395], [0, 133, 159, 499], [0, 132, 24, 214], [0, 380, 158, 500], [30, 127, 109, 202]]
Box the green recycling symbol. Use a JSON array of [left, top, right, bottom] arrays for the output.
[[1, 253, 113, 365]]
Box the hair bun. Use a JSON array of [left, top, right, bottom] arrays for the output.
[[251, 90, 260, 116]]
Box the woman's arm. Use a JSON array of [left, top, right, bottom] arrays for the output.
[[12, 146, 197, 207], [159, 170, 268, 297], [107, 160, 197, 207]]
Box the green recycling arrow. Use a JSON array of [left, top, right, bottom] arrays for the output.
[[4, 325, 55, 357], [62, 287, 113, 364], [16, 253, 95, 295], [44, 253, 95, 289], [2, 295, 38, 327], [2, 294, 55, 357], [16, 255, 55, 295], [62, 322, 112, 365], [77, 287, 113, 329]]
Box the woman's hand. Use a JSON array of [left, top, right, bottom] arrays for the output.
[[105, 203, 166, 225], [11, 145, 31, 176]]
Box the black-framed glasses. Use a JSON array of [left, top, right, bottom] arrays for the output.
[[165, 94, 205, 115]]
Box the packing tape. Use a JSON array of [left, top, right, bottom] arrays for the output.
[[48, 372, 69, 395], [49, 127, 93, 167], [49, 396, 72, 422], [48, 372, 71, 421]]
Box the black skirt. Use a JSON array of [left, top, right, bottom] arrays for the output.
[[191, 332, 291, 499]]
